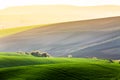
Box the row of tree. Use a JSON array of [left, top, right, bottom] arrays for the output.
[[17, 50, 51, 57]]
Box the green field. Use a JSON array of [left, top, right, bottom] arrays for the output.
[[0, 52, 120, 80], [0, 24, 48, 38]]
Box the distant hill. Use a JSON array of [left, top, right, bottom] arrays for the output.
[[0, 16, 120, 59], [0, 5, 120, 29]]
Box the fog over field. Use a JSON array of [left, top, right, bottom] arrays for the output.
[[0, 5, 120, 29], [0, 16, 120, 59]]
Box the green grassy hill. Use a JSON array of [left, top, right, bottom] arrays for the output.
[[0, 52, 120, 80]]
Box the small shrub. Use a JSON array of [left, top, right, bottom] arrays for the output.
[[41, 52, 51, 57], [31, 50, 42, 57], [108, 59, 114, 63], [30, 50, 51, 57], [92, 57, 98, 60], [118, 61, 120, 64], [25, 52, 31, 55], [16, 51, 25, 55], [68, 55, 72, 58]]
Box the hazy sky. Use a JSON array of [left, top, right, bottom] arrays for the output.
[[0, 0, 120, 9]]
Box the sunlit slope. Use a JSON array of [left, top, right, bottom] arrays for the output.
[[0, 25, 45, 38], [0, 52, 107, 68], [0, 52, 77, 68], [0, 16, 120, 59], [0, 5, 120, 28], [0, 52, 120, 80]]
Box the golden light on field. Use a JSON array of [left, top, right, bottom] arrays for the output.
[[0, 0, 120, 29], [0, 0, 120, 9]]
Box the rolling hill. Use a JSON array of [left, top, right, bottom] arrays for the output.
[[0, 16, 120, 59], [0, 52, 120, 80], [0, 5, 120, 29]]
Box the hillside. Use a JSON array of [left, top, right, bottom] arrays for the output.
[[0, 5, 120, 29], [0, 25, 46, 38], [0, 16, 120, 59], [0, 52, 120, 80]]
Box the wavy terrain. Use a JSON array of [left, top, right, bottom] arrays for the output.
[[0, 16, 120, 59], [0, 52, 120, 80]]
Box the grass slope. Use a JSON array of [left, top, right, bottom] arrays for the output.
[[0, 52, 120, 80], [0, 25, 47, 38]]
